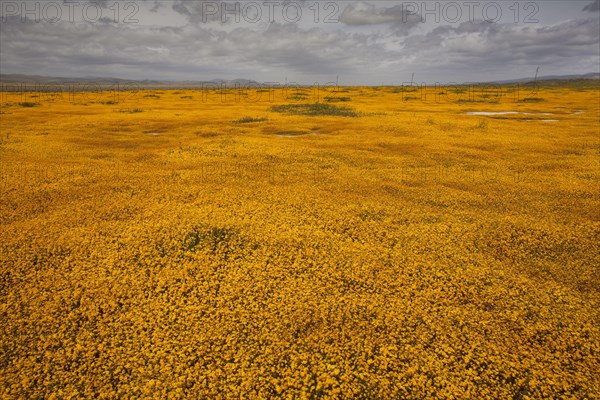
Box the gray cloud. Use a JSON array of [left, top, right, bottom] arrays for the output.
[[583, 0, 600, 12], [171, 0, 226, 23], [339, 2, 422, 35], [1, 1, 598, 84], [0, 14, 383, 81], [397, 18, 599, 81], [171, 0, 310, 24], [340, 2, 416, 25]]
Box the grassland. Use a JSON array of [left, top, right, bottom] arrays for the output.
[[0, 83, 599, 398]]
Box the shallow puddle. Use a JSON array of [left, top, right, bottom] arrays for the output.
[[276, 131, 310, 138], [466, 111, 553, 116], [465, 111, 518, 116]]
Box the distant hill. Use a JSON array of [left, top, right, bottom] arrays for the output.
[[1, 73, 598, 87], [0, 74, 262, 88], [465, 72, 599, 85], [0, 74, 134, 84]]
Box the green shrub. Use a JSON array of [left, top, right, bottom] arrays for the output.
[[270, 103, 358, 117], [234, 117, 267, 123]]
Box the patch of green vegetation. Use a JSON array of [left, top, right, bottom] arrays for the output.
[[182, 226, 253, 260], [18, 102, 40, 108], [324, 96, 351, 102], [234, 117, 267, 124], [195, 131, 219, 138], [119, 108, 144, 113], [456, 99, 499, 104], [519, 97, 545, 103], [143, 94, 160, 98], [287, 95, 309, 101], [270, 103, 358, 117], [358, 208, 386, 222]]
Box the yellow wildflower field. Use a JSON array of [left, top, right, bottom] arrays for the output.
[[0, 84, 599, 399]]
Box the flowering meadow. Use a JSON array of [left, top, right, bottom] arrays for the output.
[[0, 84, 599, 398]]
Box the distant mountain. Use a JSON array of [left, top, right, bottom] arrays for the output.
[[0, 74, 262, 87], [0, 74, 133, 84], [1, 73, 598, 87], [464, 72, 599, 85]]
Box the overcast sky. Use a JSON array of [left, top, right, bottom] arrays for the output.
[[1, 0, 599, 84]]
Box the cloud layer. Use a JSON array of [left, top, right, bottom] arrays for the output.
[[1, 1, 598, 84]]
